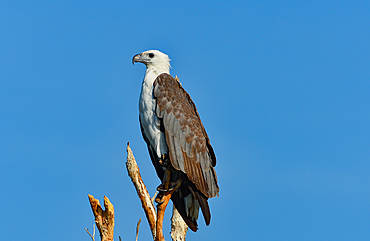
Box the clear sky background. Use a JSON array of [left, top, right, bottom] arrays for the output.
[[1, 1, 369, 240]]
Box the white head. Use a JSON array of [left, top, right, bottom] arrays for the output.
[[132, 50, 171, 73]]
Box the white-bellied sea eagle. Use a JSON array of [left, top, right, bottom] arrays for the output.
[[132, 50, 219, 231]]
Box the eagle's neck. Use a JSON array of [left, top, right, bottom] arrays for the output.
[[146, 65, 170, 79], [141, 65, 170, 93]]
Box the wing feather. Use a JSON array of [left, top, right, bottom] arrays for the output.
[[153, 73, 219, 198]]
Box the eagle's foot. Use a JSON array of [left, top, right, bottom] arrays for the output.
[[156, 181, 178, 192], [155, 179, 182, 204], [159, 154, 170, 167]]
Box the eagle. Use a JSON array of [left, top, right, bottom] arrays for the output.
[[132, 50, 219, 231]]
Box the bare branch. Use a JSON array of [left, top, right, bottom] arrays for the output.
[[85, 223, 96, 241], [126, 143, 157, 240], [171, 206, 188, 241], [152, 191, 158, 205], [155, 180, 181, 241], [88, 194, 115, 241], [126, 143, 190, 241], [86, 144, 189, 241], [155, 195, 171, 241], [136, 219, 142, 241], [93, 224, 96, 240]]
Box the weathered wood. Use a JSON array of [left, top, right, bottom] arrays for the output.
[[125, 143, 189, 241], [126, 143, 157, 239], [155, 180, 182, 241], [171, 206, 188, 241], [86, 143, 190, 241], [88, 194, 115, 241], [84, 224, 96, 241], [136, 219, 142, 241], [155, 193, 171, 241]]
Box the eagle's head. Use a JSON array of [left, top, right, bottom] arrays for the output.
[[132, 50, 171, 72]]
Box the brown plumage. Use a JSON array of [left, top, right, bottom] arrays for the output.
[[153, 73, 219, 230], [154, 73, 219, 198]]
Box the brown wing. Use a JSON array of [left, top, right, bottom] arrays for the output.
[[153, 73, 219, 198]]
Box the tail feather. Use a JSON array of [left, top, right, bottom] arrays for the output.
[[171, 191, 198, 231], [170, 180, 211, 232], [189, 185, 211, 226]]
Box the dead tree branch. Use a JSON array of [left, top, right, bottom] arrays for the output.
[[171, 207, 188, 241], [85, 223, 96, 241], [87, 194, 115, 241], [125, 143, 188, 241], [126, 143, 157, 240], [136, 219, 142, 241], [86, 143, 188, 240]]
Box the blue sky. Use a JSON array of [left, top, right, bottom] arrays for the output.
[[1, 1, 369, 240]]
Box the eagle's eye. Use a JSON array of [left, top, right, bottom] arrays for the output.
[[148, 53, 154, 58]]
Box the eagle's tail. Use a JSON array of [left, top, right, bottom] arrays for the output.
[[171, 181, 211, 232], [193, 190, 211, 226]]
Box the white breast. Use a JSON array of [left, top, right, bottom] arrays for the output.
[[139, 69, 168, 158]]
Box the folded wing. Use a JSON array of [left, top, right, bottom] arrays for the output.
[[153, 73, 219, 199]]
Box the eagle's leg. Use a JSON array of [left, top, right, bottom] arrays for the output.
[[158, 153, 170, 166], [157, 169, 171, 191], [156, 154, 178, 192]]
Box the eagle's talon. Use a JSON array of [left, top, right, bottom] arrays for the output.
[[155, 191, 165, 204], [156, 182, 176, 192], [157, 179, 182, 192]]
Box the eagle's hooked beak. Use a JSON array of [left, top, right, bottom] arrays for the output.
[[132, 53, 141, 65]]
